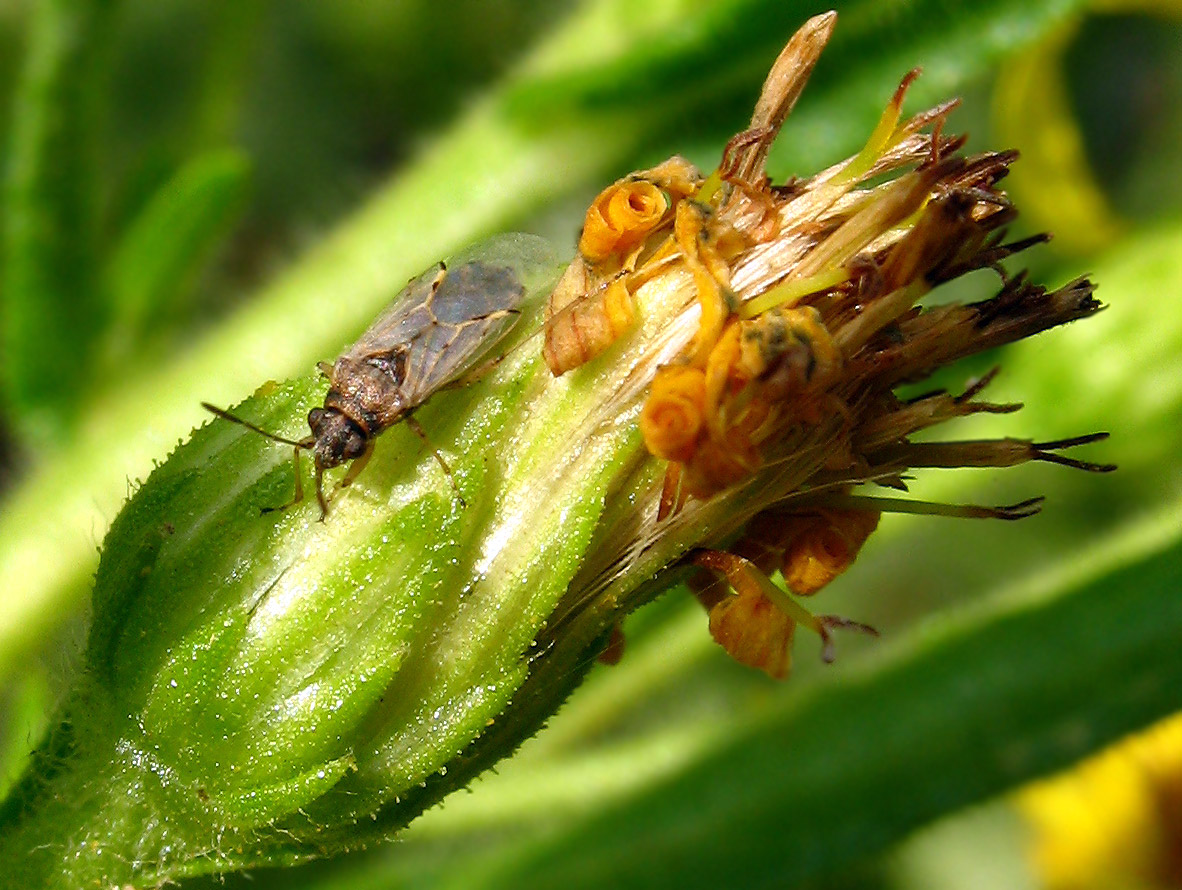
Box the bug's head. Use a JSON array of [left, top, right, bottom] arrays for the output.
[[308, 408, 368, 469]]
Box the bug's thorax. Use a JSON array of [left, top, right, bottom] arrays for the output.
[[309, 355, 408, 469], [323, 355, 410, 434]]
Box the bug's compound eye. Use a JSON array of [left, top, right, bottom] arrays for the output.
[[340, 428, 368, 460], [308, 407, 327, 430]]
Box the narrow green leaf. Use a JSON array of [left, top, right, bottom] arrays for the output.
[[101, 149, 251, 359], [992, 23, 1123, 254], [189, 1, 268, 149], [1, 0, 118, 444], [515, 0, 1084, 111]]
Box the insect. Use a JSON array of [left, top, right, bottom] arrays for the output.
[[204, 259, 527, 518]]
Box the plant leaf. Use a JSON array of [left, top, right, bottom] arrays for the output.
[[1, 0, 117, 444], [508, 0, 1088, 173], [101, 148, 251, 360]]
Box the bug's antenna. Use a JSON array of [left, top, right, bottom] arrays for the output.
[[201, 402, 312, 449]]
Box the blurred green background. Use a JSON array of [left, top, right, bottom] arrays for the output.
[[1, 0, 1180, 887]]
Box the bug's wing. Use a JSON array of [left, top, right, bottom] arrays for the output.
[[347, 261, 527, 404], [344, 265, 447, 359], [400, 261, 528, 402]]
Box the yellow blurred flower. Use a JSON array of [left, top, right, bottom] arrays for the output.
[[1022, 713, 1182, 889]]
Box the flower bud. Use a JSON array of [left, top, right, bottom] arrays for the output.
[[1, 15, 1114, 888]]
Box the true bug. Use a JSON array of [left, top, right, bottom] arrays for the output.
[[204, 258, 527, 518]]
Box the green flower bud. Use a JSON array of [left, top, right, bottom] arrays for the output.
[[0, 16, 1114, 888], [1, 233, 702, 886]]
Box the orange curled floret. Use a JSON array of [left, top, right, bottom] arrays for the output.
[[707, 585, 796, 680], [675, 200, 733, 367], [579, 180, 669, 263], [681, 434, 760, 499], [703, 321, 744, 434], [781, 509, 881, 595], [543, 276, 636, 375], [640, 365, 707, 463]]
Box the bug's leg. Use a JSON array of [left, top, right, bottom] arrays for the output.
[[261, 445, 307, 515], [405, 415, 467, 508], [201, 402, 320, 516], [313, 463, 329, 521], [337, 440, 374, 490]]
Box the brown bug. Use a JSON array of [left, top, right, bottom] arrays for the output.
[[204, 258, 527, 518]]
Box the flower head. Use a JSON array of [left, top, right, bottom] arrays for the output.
[[541, 11, 1111, 677]]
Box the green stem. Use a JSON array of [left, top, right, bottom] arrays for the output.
[[0, 695, 157, 889], [0, 684, 437, 888]]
